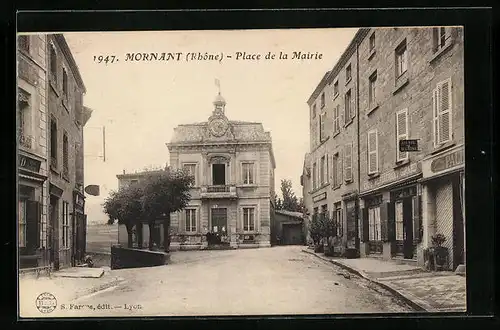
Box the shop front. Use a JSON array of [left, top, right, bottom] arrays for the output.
[[72, 188, 86, 265], [18, 153, 47, 269], [421, 144, 465, 271]]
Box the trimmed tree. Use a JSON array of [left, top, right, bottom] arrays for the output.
[[141, 168, 193, 252], [103, 184, 144, 248]]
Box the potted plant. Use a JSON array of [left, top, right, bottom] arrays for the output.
[[430, 233, 449, 271], [309, 214, 323, 253]]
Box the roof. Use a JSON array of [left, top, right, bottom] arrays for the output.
[[116, 169, 166, 180], [275, 209, 305, 219], [168, 120, 273, 145], [307, 28, 370, 106], [54, 34, 86, 93]]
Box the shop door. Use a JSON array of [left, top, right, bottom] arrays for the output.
[[402, 198, 414, 259], [211, 208, 227, 235], [453, 178, 465, 268], [49, 196, 60, 270]]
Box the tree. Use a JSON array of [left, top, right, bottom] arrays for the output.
[[280, 179, 301, 212], [103, 184, 144, 248], [141, 168, 193, 252]]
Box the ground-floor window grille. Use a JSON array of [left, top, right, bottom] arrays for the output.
[[185, 209, 197, 232], [18, 200, 27, 247]]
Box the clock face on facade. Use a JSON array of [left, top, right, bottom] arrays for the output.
[[209, 118, 229, 137]]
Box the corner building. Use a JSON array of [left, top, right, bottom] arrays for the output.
[[302, 27, 464, 270], [166, 93, 276, 250]]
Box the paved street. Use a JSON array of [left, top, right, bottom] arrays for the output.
[[29, 246, 413, 317]]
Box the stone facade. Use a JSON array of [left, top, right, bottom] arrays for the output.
[[46, 34, 91, 269], [167, 94, 276, 250], [302, 27, 464, 269]]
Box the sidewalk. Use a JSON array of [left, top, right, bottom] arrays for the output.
[[19, 266, 126, 318], [302, 249, 466, 313]]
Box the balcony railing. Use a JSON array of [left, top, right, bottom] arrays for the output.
[[201, 185, 237, 199], [207, 185, 230, 193], [19, 133, 33, 149]]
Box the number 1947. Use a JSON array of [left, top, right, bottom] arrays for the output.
[[93, 55, 118, 64]]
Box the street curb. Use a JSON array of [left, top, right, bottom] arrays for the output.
[[302, 249, 430, 312], [72, 278, 126, 302]]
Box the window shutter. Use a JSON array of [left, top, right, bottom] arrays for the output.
[[396, 109, 409, 161], [380, 202, 388, 241], [346, 204, 356, 240], [344, 144, 352, 181], [387, 201, 396, 241], [438, 79, 452, 144], [368, 131, 378, 174], [412, 196, 422, 242], [361, 207, 369, 242], [26, 201, 40, 252], [338, 151, 343, 184], [332, 208, 337, 236], [351, 91, 355, 119], [432, 87, 439, 147], [326, 154, 329, 184]]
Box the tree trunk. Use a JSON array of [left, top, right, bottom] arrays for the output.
[[148, 218, 155, 251], [163, 213, 171, 253], [126, 224, 133, 248], [137, 222, 143, 249]]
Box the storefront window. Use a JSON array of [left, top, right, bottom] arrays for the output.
[[395, 201, 404, 240]]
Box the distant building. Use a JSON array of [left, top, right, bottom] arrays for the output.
[[273, 210, 306, 246], [18, 34, 92, 271], [166, 92, 276, 250], [302, 27, 464, 270]]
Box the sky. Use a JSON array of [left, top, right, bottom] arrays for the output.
[[64, 28, 358, 224]]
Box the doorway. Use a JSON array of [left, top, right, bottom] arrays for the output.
[[402, 198, 414, 259], [208, 208, 228, 245], [212, 164, 226, 185], [452, 176, 465, 268], [282, 223, 303, 245]]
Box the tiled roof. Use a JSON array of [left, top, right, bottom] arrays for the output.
[[275, 209, 305, 219]]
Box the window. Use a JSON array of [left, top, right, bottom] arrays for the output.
[[62, 68, 68, 98], [62, 201, 69, 248], [321, 92, 325, 108], [320, 155, 327, 186], [344, 89, 353, 124], [396, 108, 409, 162], [183, 163, 197, 185], [395, 201, 404, 241], [368, 206, 381, 241], [19, 35, 29, 52], [63, 133, 69, 177], [367, 130, 379, 174], [346, 64, 352, 82], [185, 209, 197, 232], [332, 154, 339, 187], [312, 103, 316, 118], [18, 89, 31, 149], [50, 119, 58, 167], [333, 81, 339, 97], [243, 207, 255, 232], [369, 33, 376, 52], [49, 44, 57, 82], [395, 40, 408, 77], [433, 79, 453, 147], [369, 71, 377, 105], [344, 143, 353, 182], [130, 179, 139, 185], [18, 200, 27, 247], [242, 162, 255, 184], [312, 162, 317, 189], [319, 112, 326, 142], [333, 105, 340, 134], [433, 27, 451, 52], [334, 202, 342, 237], [321, 205, 328, 220]]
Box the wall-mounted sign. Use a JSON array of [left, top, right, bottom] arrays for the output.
[[363, 162, 420, 191], [312, 192, 327, 203], [399, 139, 419, 152], [431, 149, 464, 173], [19, 155, 41, 173]]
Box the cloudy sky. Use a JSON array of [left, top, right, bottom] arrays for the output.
[[64, 28, 358, 224]]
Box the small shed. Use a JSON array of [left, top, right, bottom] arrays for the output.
[[272, 210, 306, 246]]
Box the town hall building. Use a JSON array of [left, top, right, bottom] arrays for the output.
[[166, 92, 276, 250]]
